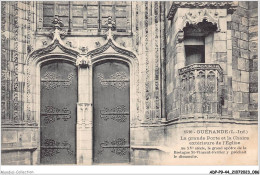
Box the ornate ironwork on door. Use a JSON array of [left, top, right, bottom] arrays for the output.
[[93, 60, 130, 164], [40, 61, 77, 164]]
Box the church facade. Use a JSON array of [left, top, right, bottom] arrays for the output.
[[1, 1, 258, 165]]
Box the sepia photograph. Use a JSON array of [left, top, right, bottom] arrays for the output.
[[0, 0, 259, 173]]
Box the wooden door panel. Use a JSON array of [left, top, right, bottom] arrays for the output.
[[93, 60, 130, 164], [40, 61, 77, 164]]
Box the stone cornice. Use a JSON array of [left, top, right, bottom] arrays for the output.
[[167, 1, 237, 20]]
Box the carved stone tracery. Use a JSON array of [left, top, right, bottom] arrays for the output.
[[179, 64, 223, 119], [181, 9, 220, 33]]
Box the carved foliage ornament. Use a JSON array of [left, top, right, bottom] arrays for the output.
[[76, 55, 92, 68], [167, 1, 236, 20], [181, 9, 220, 32]]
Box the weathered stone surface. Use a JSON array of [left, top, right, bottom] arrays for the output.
[[237, 82, 249, 92], [239, 111, 249, 118], [237, 57, 246, 70], [214, 41, 227, 52], [232, 69, 240, 81], [240, 32, 248, 41], [241, 17, 248, 26], [249, 1, 258, 10], [239, 1, 248, 9], [242, 92, 249, 104], [241, 71, 249, 83], [249, 25, 258, 33], [249, 83, 258, 93], [249, 41, 258, 52], [249, 17, 258, 26], [233, 91, 242, 103], [238, 40, 248, 49], [249, 93, 258, 104], [249, 71, 258, 82]]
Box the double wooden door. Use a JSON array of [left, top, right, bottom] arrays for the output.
[[40, 59, 130, 164]]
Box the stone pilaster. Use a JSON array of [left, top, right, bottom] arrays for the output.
[[76, 57, 93, 165], [76, 102, 93, 165]]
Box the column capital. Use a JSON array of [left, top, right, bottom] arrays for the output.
[[76, 55, 92, 68]]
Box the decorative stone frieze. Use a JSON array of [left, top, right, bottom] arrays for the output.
[[181, 9, 220, 32], [167, 2, 237, 20], [174, 8, 222, 34]]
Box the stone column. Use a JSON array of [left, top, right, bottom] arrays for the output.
[[76, 55, 93, 165]]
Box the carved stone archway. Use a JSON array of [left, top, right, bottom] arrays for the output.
[[76, 22, 139, 164], [26, 16, 139, 164], [25, 18, 80, 164]]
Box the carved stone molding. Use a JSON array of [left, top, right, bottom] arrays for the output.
[[28, 39, 79, 63], [178, 9, 221, 33], [167, 1, 237, 20], [178, 63, 223, 81], [86, 16, 137, 60], [28, 16, 79, 64], [87, 39, 136, 59]]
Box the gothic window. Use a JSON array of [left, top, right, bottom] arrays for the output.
[[38, 1, 132, 34]]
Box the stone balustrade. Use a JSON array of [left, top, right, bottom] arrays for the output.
[[178, 63, 223, 120]]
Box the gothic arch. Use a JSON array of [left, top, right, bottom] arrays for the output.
[[86, 36, 140, 127]]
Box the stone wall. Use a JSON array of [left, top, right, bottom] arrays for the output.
[[248, 2, 258, 118], [1, 1, 38, 165], [229, 1, 258, 119]]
